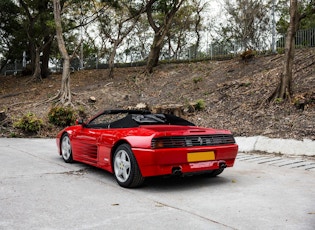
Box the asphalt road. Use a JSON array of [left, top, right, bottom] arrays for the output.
[[0, 138, 314, 230]]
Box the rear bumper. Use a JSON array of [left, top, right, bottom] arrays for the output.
[[132, 144, 238, 177]]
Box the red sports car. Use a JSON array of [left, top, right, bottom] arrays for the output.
[[56, 109, 238, 188]]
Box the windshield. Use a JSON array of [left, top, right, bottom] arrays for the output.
[[132, 114, 195, 126], [85, 112, 195, 129]]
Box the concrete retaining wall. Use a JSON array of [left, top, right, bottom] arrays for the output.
[[235, 136, 315, 156]]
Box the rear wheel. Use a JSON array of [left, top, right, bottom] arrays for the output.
[[113, 144, 144, 188], [202, 168, 225, 178], [61, 133, 73, 163], [209, 168, 224, 177]]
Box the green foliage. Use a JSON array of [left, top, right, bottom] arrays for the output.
[[9, 132, 17, 138], [0, 0, 26, 60], [276, 47, 285, 54], [274, 98, 283, 104], [14, 113, 43, 133], [48, 106, 76, 127], [216, 0, 272, 50], [195, 99, 205, 111], [76, 106, 88, 120], [240, 82, 251, 87], [193, 77, 203, 84], [276, 0, 315, 33]]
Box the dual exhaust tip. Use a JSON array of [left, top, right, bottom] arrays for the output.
[[171, 161, 227, 176]]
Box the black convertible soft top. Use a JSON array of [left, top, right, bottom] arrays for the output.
[[110, 113, 195, 128], [103, 109, 151, 115], [90, 110, 195, 128]]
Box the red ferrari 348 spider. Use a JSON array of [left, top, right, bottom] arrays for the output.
[[56, 109, 238, 188]]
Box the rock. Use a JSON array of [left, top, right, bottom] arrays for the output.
[[135, 103, 148, 110], [88, 96, 96, 103]]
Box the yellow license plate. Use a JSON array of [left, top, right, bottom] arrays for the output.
[[187, 151, 215, 162]]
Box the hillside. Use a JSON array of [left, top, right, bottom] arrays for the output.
[[0, 48, 314, 140]]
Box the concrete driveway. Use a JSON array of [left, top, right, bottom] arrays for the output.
[[0, 138, 314, 230]]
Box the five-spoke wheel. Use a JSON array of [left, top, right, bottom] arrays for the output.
[[61, 133, 73, 163], [113, 144, 144, 188]]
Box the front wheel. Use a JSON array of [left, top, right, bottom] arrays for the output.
[[61, 133, 73, 163], [113, 144, 144, 188]]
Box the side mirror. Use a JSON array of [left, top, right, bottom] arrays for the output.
[[76, 119, 85, 126]]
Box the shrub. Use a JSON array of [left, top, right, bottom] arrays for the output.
[[195, 99, 206, 111], [274, 98, 283, 104], [48, 106, 76, 127], [76, 106, 87, 120], [193, 77, 203, 84], [240, 49, 255, 60], [14, 113, 43, 133]]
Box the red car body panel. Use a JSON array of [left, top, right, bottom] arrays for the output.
[[132, 144, 237, 177], [56, 111, 238, 179]]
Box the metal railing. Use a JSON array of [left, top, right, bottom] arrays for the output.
[[277, 27, 315, 49], [1, 60, 23, 76], [1, 27, 315, 75]]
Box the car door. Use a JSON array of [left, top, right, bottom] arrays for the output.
[[97, 130, 116, 169], [71, 112, 117, 166], [71, 126, 101, 166]]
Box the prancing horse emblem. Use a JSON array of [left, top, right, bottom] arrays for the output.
[[198, 137, 203, 145]]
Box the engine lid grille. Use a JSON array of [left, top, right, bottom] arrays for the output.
[[151, 134, 235, 149]]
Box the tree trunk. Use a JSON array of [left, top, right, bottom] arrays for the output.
[[108, 41, 118, 78], [146, 38, 162, 74], [145, 0, 184, 74], [41, 36, 53, 78], [32, 47, 42, 81], [53, 0, 71, 106], [269, 0, 298, 102], [59, 56, 71, 105], [29, 43, 36, 74], [194, 4, 202, 59]]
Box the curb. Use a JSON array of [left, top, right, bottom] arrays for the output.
[[235, 136, 315, 157]]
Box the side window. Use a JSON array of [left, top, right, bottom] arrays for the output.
[[88, 113, 128, 128]]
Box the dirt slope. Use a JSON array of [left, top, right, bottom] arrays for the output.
[[0, 48, 314, 140]]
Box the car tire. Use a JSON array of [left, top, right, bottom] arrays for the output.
[[61, 133, 73, 163], [113, 144, 144, 188], [209, 168, 224, 177]]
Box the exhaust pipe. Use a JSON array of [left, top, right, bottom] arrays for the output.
[[172, 166, 182, 176], [219, 162, 227, 169]]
